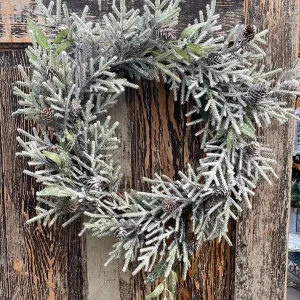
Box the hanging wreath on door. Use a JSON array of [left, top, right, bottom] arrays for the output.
[[14, 0, 300, 296]]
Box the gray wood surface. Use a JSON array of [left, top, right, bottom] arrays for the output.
[[7, 0, 296, 300], [234, 1, 299, 300], [0, 49, 87, 300], [0, 0, 244, 42]]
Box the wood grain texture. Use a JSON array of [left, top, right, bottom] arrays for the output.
[[234, 1, 299, 300], [85, 94, 132, 300], [86, 78, 236, 300], [0, 49, 87, 300], [0, 0, 246, 299], [74, 1, 243, 299], [0, 0, 244, 43], [78, 1, 244, 299]]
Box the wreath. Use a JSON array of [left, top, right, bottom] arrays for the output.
[[14, 0, 300, 297]]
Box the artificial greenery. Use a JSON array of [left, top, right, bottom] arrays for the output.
[[14, 0, 300, 292]]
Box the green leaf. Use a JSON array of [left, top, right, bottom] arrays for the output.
[[156, 63, 181, 83], [181, 24, 202, 38], [145, 260, 168, 283], [64, 130, 76, 149], [38, 185, 72, 197], [145, 283, 164, 299], [42, 151, 62, 166], [151, 50, 163, 56], [239, 122, 256, 139], [167, 270, 177, 295], [244, 115, 256, 131], [151, 50, 177, 61], [226, 129, 234, 151], [53, 28, 70, 44], [214, 123, 226, 140], [27, 18, 49, 49], [168, 292, 175, 300], [56, 39, 74, 54], [187, 43, 206, 56], [175, 48, 190, 62]]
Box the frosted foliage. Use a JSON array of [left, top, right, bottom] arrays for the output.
[[14, 0, 300, 281]]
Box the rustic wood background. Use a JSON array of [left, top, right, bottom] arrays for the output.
[[235, 1, 299, 300], [0, 48, 87, 300], [0, 0, 297, 299]]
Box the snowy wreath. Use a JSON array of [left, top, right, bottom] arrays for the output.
[[14, 0, 300, 296]]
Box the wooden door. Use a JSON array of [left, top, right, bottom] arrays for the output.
[[0, 0, 297, 299]]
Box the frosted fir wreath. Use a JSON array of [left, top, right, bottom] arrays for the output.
[[14, 0, 300, 297]]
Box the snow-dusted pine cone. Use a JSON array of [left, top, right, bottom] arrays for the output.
[[244, 141, 260, 157], [242, 25, 256, 42], [246, 83, 267, 105], [114, 227, 128, 241], [45, 66, 59, 78], [282, 79, 300, 91], [40, 107, 54, 122], [86, 176, 102, 191], [161, 198, 177, 213], [69, 100, 82, 118], [213, 186, 230, 199], [59, 199, 79, 213], [156, 24, 177, 40], [206, 52, 223, 66]]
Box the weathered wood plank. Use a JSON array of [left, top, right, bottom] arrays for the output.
[[86, 79, 235, 300], [0, 49, 87, 300], [0, 0, 245, 299], [234, 1, 299, 300], [0, 0, 244, 43], [66, 1, 243, 299], [85, 94, 132, 300]]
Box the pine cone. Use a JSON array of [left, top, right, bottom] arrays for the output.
[[114, 227, 127, 241], [246, 83, 267, 106], [213, 186, 230, 199], [59, 199, 79, 213], [282, 79, 300, 91], [40, 107, 54, 122], [156, 24, 177, 41], [206, 52, 223, 66], [242, 25, 256, 42], [86, 176, 102, 191], [69, 100, 82, 118], [244, 141, 260, 157], [46, 66, 59, 78], [161, 198, 177, 213]]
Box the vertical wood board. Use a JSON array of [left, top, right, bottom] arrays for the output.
[[0, 0, 246, 300], [234, 1, 299, 299], [84, 1, 244, 298], [0, 49, 87, 300]]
